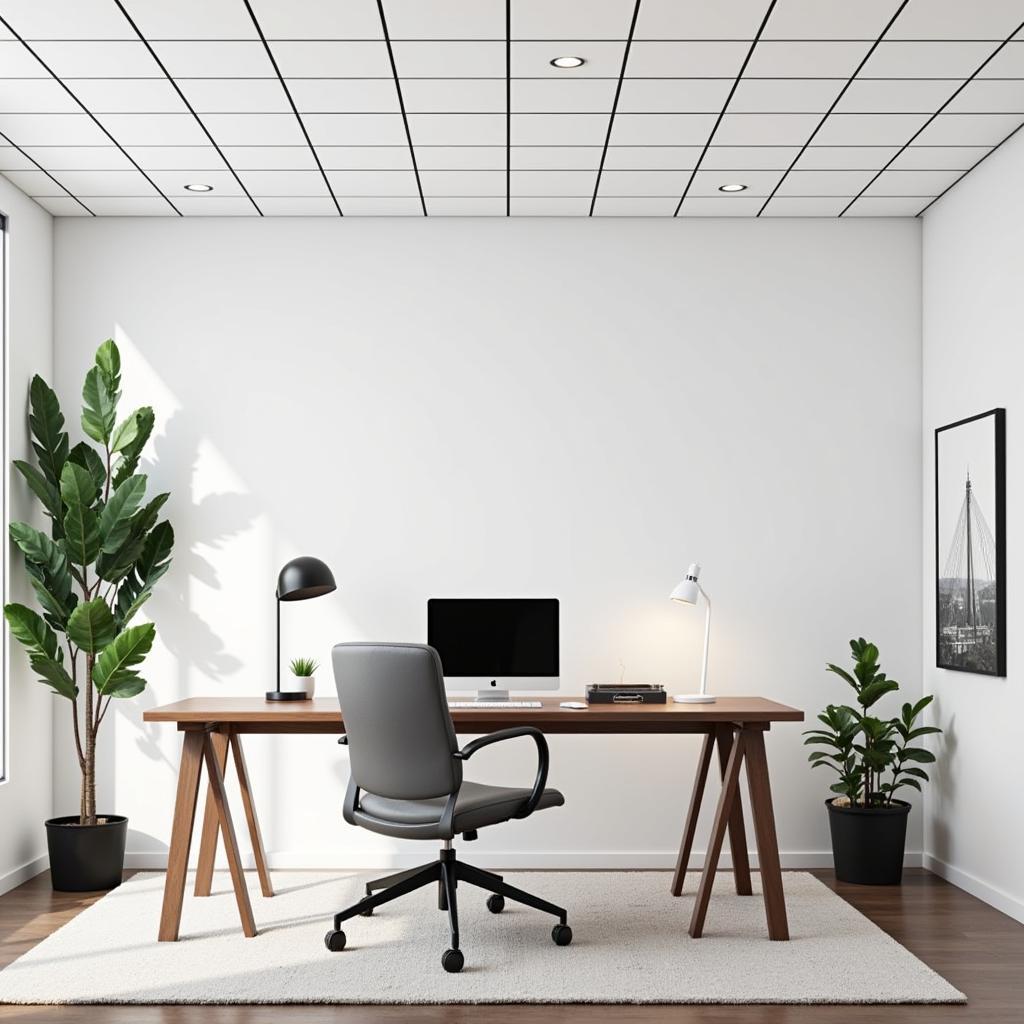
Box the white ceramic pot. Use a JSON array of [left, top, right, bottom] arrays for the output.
[[284, 674, 315, 699]]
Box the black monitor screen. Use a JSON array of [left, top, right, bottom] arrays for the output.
[[427, 599, 559, 677]]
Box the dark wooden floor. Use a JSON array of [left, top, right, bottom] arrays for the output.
[[1, 868, 1020, 1023]]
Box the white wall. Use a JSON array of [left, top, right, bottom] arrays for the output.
[[0, 180, 54, 894], [922, 131, 1024, 922], [53, 216, 922, 870]]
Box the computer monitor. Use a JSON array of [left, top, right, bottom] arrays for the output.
[[427, 598, 559, 701]]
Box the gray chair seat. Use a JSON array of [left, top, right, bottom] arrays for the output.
[[355, 781, 565, 840]]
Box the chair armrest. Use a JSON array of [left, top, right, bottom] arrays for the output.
[[453, 727, 550, 818]]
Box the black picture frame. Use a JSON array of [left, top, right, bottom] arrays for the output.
[[935, 408, 1006, 676]]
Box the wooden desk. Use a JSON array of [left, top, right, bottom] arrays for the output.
[[144, 696, 803, 943]]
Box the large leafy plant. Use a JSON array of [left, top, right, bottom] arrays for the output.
[[4, 340, 173, 825], [804, 638, 941, 808]]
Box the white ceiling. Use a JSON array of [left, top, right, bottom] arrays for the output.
[[0, 0, 1023, 217]]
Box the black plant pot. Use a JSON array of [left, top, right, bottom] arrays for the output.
[[826, 798, 910, 885], [45, 815, 127, 892]]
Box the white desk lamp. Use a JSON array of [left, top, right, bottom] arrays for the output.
[[669, 563, 716, 704]]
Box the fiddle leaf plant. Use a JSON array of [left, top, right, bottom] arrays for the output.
[[4, 340, 173, 825], [804, 638, 942, 807]]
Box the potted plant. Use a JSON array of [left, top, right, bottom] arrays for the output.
[[4, 340, 173, 892], [287, 656, 319, 699], [805, 638, 941, 885]]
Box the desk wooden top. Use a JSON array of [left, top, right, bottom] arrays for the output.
[[144, 696, 803, 735]]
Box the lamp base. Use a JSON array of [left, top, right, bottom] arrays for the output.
[[672, 693, 717, 704], [265, 690, 310, 702]]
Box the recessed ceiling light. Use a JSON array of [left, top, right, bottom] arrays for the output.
[[718, 183, 747, 193], [184, 183, 214, 192], [550, 56, 585, 68]]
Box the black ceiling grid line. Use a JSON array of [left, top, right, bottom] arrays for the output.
[[839, 19, 1024, 217], [588, 0, 643, 217], [242, 0, 343, 216], [0, 128, 95, 215], [505, 0, 511, 216], [377, 0, 427, 217], [672, 0, 779, 217], [756, 0, 911, 216], [0, 13, 181, 215], [113, 0, 262, 216], [916, 119, 1024, 216]]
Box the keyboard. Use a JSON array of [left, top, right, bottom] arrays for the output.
[[447, 701, 543, 709]]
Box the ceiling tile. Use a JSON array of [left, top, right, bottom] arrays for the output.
[[305, 113, 409, 145], [94, 113, 210, 146], [862, 168, 964, 195], [0, 79, 82, 113], [609, 113, 717, 145], [511, 146, 602, 169], [627, 41, 749, 77], [634, 0, 773, 40], [317, 146, 413, 169], [512, 41, 628, 77], [859, 41, 997, 78], [386, 0, 505, 40], [745, 41, 872, 78], [512, 113, 609, 145], [33, 195, 92, 215], [391, 41, 505, 77], [325, 169, 418, 195], [0, 112, 110, 146], [0, 41, 50, 76], [887, 0, 1024, 40], [149, 41, 275, 78], [403, 79, 505, 112], [512, 79, 619, 113], [270, 42, 392, 78], [340, 197, 423, 214], [24, 145, 134, 170], [176, 79, 293, 114], [834, 79, 961, 113], [677, 195, 765, 215], [234, 169, 328, 196], [418, 169, 504, 195], [596, 168, 690, 195], [224, 145, 318, 169], [397, 145, 486, 169], [703, 145, 800, 169], [763, 0, 904, 40], [67, 78, 188, 114], [119, 0, 259, 40], [200, 113, 312, 146], [250, 0, 384, 39], [1, 0, 135, 40], [512, 169, 597, 195], [288, 79, 400, 113], [688, 168, 786, 196], [811, 112, 932, 145], [843, 195, 928, 215], [913, 111, 1024, 146], [425, 197, 507, 215], [593, 196, 680, 215], [944, 79, 1024, 114], [713, 112, 822, 145], [1, 168, 67, 196], [794, 146, 899, 169], [510, 197, 590, 215], [255, 197, 339, 215], [775, 168, 879, 195], [617, 79, 733, 113], [512, 0, 637, 40], [123, 145, 222, 169], [39, 168, 162, 196], [760, 196, 850, 216], [29, 40, 162, 77], [175, 195, 257, 215], [888, 145, 989, 169], [977, 40, 1024, 77], [729, 79, 846, 113], [603, 145, 701, 169], [0, 146, 41, 171], [84, 197, 177, 215], [145, 169, 245, 195], [409, 113, 505, 144]]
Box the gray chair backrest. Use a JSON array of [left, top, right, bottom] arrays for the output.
[[332, 642, 462, 801]]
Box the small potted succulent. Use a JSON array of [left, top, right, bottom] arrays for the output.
[[286, 656, 319, 699], [805, 638, 942, 885]]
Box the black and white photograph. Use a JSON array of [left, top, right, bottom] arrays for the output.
[[935, 409, 1006, 676]]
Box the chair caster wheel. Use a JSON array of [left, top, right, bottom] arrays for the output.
[[552, 923, 573, 946], [442, 948, 465, 973], [359, 906, 374, 916], [486, 894, 505, 914], [324, 929, 347, 952]]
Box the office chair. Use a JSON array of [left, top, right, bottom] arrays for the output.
[[326, 642, 572, 973]]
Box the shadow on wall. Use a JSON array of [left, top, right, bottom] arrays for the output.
[[928, 693, 957, 864]]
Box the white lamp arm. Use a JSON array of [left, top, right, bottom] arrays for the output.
[[697, 584, 711, 696]]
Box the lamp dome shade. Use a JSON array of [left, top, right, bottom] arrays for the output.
[[669, 562, 701, 604], [277, 556, 337, 601]]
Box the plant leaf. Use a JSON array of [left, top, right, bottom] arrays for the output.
[[901, 747, 937, 764], [28, 375, 69, 486], [13, 460, 62, 524], [858, 678, 900, 709], [67, 441, 107, 497], [112, 407, 154, 489], [29, 653, 77, 699], [4, 602, 59, 658], [93, 623, 155, 695], [95, 339, 121, 388], [825, 663, 859, 689], [109, 414, 140, 455], [99, 475, 147, 554], [67, 598, 118, 654], [98, 671, 146, 699], [81, 365, 119, 446]]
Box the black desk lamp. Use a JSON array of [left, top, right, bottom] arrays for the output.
[[266, 555, 337, 702]]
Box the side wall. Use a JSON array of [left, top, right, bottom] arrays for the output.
[[53, 216, 922, 870]]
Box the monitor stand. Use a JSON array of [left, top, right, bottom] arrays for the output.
[[476, 682, 510, 702]]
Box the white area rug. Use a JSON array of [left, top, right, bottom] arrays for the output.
[[0, 871, 964, 1005]]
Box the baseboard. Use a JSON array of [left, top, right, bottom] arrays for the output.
[[923, 853, 1024, 925], [0, 854, 48, 897], [124, 850, 923, 872]]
